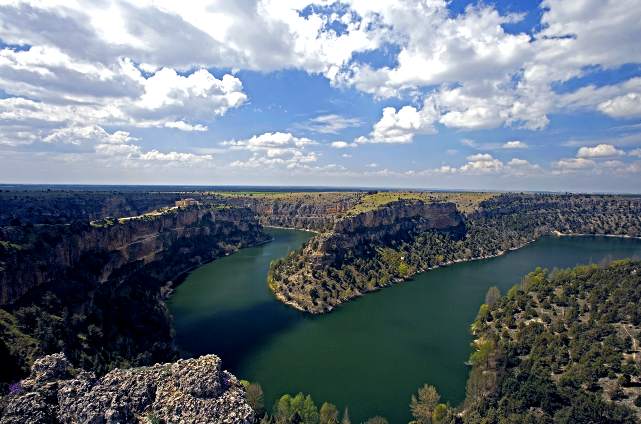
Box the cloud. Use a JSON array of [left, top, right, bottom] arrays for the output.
[[131, 68, 247, 122], [223, 131, 319, 169], [460, 153, 504, 174], [138, 150, 212, 163], [43, 126, 137, 145], [598, 93, 641, 118], [553, 157, 596, 171], [0, 0, 384, 77], [502, 140, 528, 149], [505, 158, 541, 175], [425, 155, 541, 176], [344, 0, 641, 133], [164, 121, 208, 132], [330, 141, 356, 149], [577, 144, 625, 158], [364, 101, 438, 144], [335, 3, 531, 98], [629, 148, 641, 158], [94, 138, 213, 165], [0, 63, 246, 147], [95, 143, 141, 157], [296, 114, 362, 134]]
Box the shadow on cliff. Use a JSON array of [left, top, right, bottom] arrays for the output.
[[172, 299, 303, 371]]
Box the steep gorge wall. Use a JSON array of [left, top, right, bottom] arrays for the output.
[[0, 206, 267, 306], [0, 205, 269, 383], [269, 200, 465, 313], [318, 201, 464, 263], [219, 193, 362, 231], [0, 191, 187, 226]]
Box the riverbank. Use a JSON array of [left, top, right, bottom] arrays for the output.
[[553, 230, 641, 240], [170, 229, 641, 423], [264, 224, 320, 234], [274, 235, 541, 315], [274, 229, 641, 315]]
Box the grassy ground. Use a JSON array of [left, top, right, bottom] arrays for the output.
[[346, 191, 497, 215]]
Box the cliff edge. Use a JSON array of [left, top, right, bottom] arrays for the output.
[[268, 200, 465, 313]]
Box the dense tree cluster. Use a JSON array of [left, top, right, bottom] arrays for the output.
[[244, 389, 350, 424], [463, 260, 641, 423], [269, 193, 641, 313]]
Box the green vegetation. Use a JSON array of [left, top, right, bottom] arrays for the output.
[[250, 392, 388, 424], [346, 191, 496, 216], [463, 261, 641, 423], [242, 380, 266, 416], [0, 309, 41, 389], [0, 241, 22, 251]]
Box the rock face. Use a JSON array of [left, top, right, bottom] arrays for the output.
[[0, 204, 269, 384], [268, 200, 465, 313], [0, 353, 255, 424], [219, 193, 362, 232], [318, 200, 464, 264], [0, 205, 268, 306]]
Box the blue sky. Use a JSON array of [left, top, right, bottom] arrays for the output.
[[0, 0, 640, 191]]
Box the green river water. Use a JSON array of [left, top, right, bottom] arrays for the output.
[[168, 228, 641, 423]]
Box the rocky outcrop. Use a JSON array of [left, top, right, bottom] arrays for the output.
[[268, 200, 465, 313], [0, 205, 268, 306], [0, 353, 255, 424], [317, 200, 464, 264], [218, 193, 362, 231]]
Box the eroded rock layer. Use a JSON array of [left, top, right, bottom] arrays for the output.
[[269, 200, 465, 313]]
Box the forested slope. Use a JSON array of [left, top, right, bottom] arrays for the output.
[[269, 193, 641, 314], [463, 260, 641, 423]]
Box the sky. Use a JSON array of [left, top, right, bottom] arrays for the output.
[[0, 0, 641, 192]]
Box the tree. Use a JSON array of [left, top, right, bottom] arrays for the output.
[[274, 394, 293, 424], [340, 407, 351, 424], [300, 395, 319, 424], [485, 286, 501, 308], [273, 393, 319, 424], [319, 402, 339, 424], [241, 380, 265, 416], [410, 384, 440, 424], [431, 404, 452, 424]]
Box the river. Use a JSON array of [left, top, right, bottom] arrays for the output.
[[168, 228, 641, 423]]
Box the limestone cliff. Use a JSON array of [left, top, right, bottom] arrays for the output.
[[217, 192, 362, 231], [316, 200, 464, 264], [0, 353, 255, 424], [268, 200, 465, 313], [0, 205, 268, 306], [0, 204, 269, 384]]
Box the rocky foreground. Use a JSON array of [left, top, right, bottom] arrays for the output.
[[0, 353, 255, 424]]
